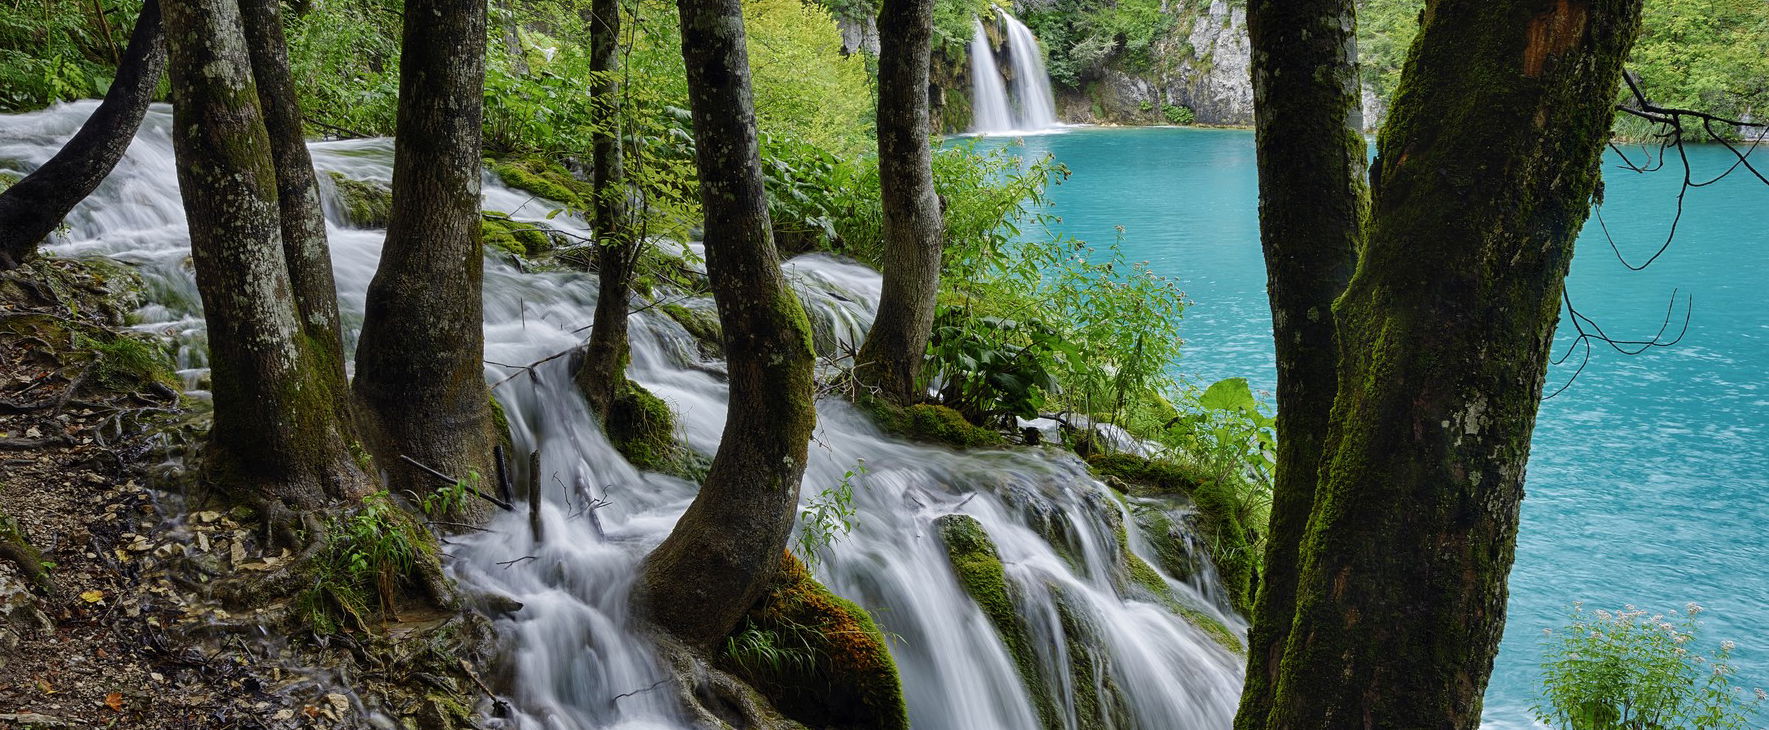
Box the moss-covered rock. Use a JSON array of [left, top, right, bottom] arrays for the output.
[[859, 398, 1003, 449], [1110, 503, 1244, 655], [721, 553, 908, 730], [660, 303, 722, 358], [594, 377, 707, 482], [480, 213, 554, 258], [1088, 452, 1260, 616], [1047, 582, 1135, 730], [326, 171, 393, 228], [488, 157, 590, 209], [934, 515, 1062, 729], [0, 510, 51, 595]]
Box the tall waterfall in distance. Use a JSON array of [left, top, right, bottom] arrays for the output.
[[999, 11, 1058, 129], [967, 12, 1060, 134], [968, 20, 1013, 133]]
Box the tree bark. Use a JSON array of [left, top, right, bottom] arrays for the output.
[[162, 0, 366, 520], [352, 0, 494, 500], [1263, 1, 1644, 727], [574, 0, 638, 417], [239, 0, 354, 425], [0, 0, 165, 271], [853, 0, 944, 404], [632, 0, 818, 651], [1234, 1, 1365, 727]]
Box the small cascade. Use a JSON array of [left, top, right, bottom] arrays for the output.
[[999, 11, 1059, 130], [1, 100, 1245, 729], [968, 20, 1014, 133], [967, 12, 1061, 134]]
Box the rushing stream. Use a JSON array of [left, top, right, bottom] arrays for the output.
[[1, 102, 1247, 728]]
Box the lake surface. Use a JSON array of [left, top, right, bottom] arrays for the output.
[[972, 126, 1769, 727]]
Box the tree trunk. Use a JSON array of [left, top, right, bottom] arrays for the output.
[[633, 0, 818, 651], [239, 0, 354, 425], [162, 0, 366, 521], [1234, 1, 1365, 727], [853, 0, 944, 404], [574, 0, 638, 417], [352, 0, 494, 500], [0, 0, 165, 271], [1263, 1, 1644, 727]]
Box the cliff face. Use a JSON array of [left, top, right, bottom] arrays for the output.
[[1055, 0, 1254, 126]]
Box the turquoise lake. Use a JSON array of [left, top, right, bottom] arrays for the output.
[[970, 126, 1769, 726]]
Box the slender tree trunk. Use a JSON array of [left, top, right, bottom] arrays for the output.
[[0, 0, 164, 271], [162, 0, 366, 521], [1263, 1, 1643, 727], [853, 0, 944, 404], [1234, 1, 1365, 727], [633, 0, 818, 650], [352, 0, 494, 499], [239, 0, 354, 423], [575, 0, 638, 417]]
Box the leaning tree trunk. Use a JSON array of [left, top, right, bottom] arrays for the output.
[[162, 0, 366, 522], [0, 0, 164, 271], [239, 0, 354, 424], [853, 0, 945, 404], [632, 0, 818, 651], [574, 0, 639, 417], [1233, 1, 1365, 727], [352, 0, 494, 500], [1262, 1, 1644, 727]]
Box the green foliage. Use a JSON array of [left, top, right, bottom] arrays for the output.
[[1020, 0, 1174, 88], [861, 399, 1004, 449], [1161, 104, 1195, 125], [0, 0, 137, 111], [794, 460, 865, 570], [72, 330, 175, 391], [420, 470, 478, 517], [725, 625, 821, 677], [296, 492, 431, 634], [286, 0, 403, 135], [1535, 604, 1766, 729]]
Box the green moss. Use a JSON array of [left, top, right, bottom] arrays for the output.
[[1046, 582, 1135, 730], [934, 515, 1061, 729], [859, 397, 1003, 449], [0, 509, 52, 593], [660, 303, 723, 357], [480, 213, 554, 258], [488, 394, 514, 453], [722, 553, 908, 730], [1111, 506, 1244, 655], [488, 157, 589, 209], [601, 378, 708, 482], [1088, 452, 1259, 615], [325, 171, 393, 228]]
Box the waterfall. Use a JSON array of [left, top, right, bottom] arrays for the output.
[[1, 100, 1245, 729], [968, 12, 1060, 134], [999, 12, 1059, 130], [968, 20, 1014, 134]]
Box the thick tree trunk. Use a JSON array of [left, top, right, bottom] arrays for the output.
[[575, 0, 638, 417], [162, 0, 366, 520], [633, 0, 818, 651], [0, 0, 165, 271], [1234, 1, 1365, 727], [238, 0, 350, 393], [1263, 1, 1644, 727], [352, 0, 494, 500], [853, 0, 944, 404], [239, 0, 355, 433]]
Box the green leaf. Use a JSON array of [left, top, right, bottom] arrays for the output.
[[1199, 377, 1256, 412]]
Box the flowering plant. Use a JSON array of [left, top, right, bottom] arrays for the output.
[[1535, 603, 1765, 729]]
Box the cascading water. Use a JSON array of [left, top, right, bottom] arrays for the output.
[[998, 12, 1059, 131], [969, 20, 1015, 135], [2, 100, 1246, 728], [967, 12, 1061, 134]]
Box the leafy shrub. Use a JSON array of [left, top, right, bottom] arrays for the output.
[[296, 492, 432, 634], [0, 0, 138, 111], [1162, 104, 1196, 125], [1535, 604, 1766, 729]]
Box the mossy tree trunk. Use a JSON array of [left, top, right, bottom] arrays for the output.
[[574, 0, 640, 417], [352, 0, 494, 500], [633, 0, 818, 651], [162, 0, 367, 522], [239, 0, 355, 429], [1260, 1, 1644, 727], [0, 0, 164, 271], [1234, 1, 1365, 726], [853, 0, 944, 404]]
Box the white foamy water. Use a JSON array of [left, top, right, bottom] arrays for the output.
[[2, 100, 1244, 728]]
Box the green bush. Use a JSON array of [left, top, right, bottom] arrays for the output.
[[1535, 604, 1766, 729], [1162, 104, 1196, 125], [0, 0, 139, 112]]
